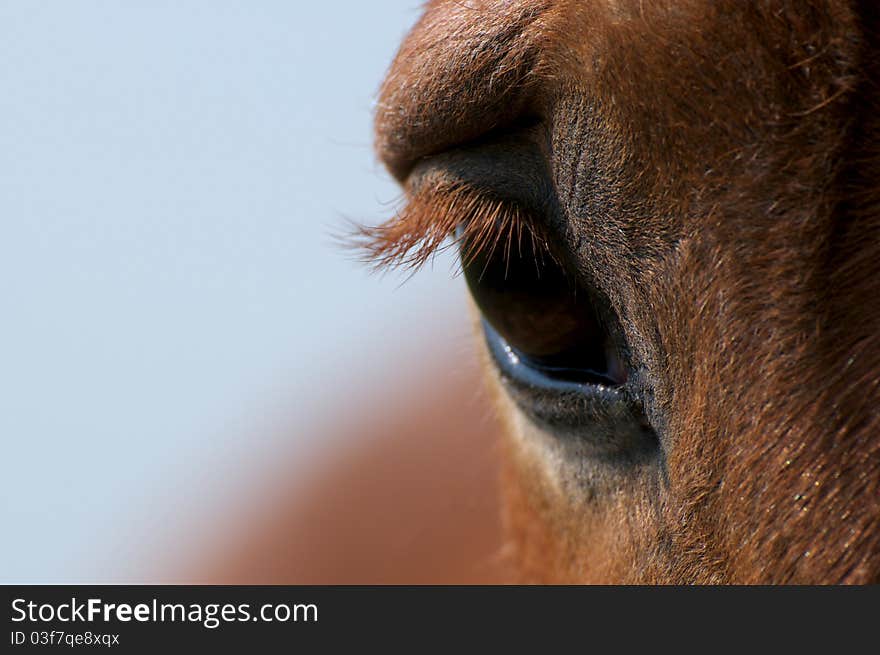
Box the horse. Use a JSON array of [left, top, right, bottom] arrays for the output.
[[360, 0, 880, 583]]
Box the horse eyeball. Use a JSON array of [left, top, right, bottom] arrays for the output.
[[460, 232, 624, 386]]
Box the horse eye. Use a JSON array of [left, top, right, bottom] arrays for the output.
[[460, 228, 626, 387]]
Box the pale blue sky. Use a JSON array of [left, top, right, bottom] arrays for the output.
[[0, 2, 467, 581]]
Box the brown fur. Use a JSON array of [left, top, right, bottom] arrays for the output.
[[367, 0, 880, 583]]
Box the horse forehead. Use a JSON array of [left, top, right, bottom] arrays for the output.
[[545, 2, 859, 218], [379, 1, 855, 171]]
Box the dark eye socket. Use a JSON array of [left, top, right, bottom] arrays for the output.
[[459, 219, 627, 387]]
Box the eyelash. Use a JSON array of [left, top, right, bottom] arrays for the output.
[[352, 180, 558, 275]]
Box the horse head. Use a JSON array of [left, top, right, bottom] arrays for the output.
[[362, 0, 880, 583]]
